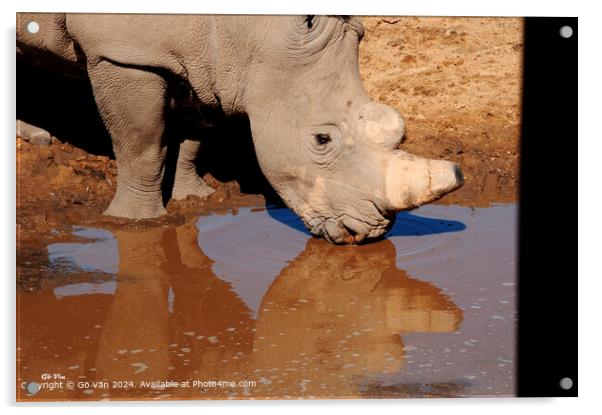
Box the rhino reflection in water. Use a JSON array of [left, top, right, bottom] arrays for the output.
[[18, 223, 462, 399], [252, 238, 462, 397]]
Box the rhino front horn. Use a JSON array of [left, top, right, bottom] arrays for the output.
[[384, 152, 464, 211]]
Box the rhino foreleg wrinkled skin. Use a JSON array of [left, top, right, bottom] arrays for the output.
[[87, 60, 168, 219]]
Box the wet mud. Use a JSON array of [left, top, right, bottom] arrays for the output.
[[17, 204, 516, 400]]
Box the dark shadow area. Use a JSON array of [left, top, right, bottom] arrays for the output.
[[387, 211, 465, 237], [161, 104, 283, 205], [194, 115, 283, 205], [16, 61, 283, 206], [266, 207, 466, 238], [17, 61, 114, 157]]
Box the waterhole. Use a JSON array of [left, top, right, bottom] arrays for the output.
[[17, 204, 516, 400]]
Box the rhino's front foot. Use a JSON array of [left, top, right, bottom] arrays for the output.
[[103, 156, 168, 219], [104, 187, 167, 219], [171, 139, 215, 201]]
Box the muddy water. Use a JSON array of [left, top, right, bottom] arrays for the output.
[[17, 204, 516, 400]]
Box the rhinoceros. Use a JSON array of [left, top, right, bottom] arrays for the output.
[[17, 13, 463, 244]]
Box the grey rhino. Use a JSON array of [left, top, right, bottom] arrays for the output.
[[17, 13, 463, 244]]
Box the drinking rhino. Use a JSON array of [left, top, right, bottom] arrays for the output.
[[17, 14, 463, 244]]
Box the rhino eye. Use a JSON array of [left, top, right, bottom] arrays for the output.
[[306, 15, 315, 29], [314, 133, 331, 146]]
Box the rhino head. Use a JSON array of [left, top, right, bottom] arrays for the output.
[[231, 16, 463, 244]]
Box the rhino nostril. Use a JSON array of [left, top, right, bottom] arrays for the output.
[[342, 222, 357, 237], [453, 164, 464, 186], [342, 218, 369, 244]]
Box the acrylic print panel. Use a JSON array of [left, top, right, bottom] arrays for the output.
[[15, 14, 575, 400]]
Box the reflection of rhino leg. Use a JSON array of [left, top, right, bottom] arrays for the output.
[[17, 287, 112, 400], [165, 223, 211, 269], [165, 223, 255, 381], [95, 228, 171, 384]]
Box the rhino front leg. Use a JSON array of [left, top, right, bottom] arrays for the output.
[[171, 139, 215, 201], [87, 61, 168, 219]]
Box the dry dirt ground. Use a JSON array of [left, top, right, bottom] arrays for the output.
[[16, 17, 523, 289], [360, 16, 522, 206]]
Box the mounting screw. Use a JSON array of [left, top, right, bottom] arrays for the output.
[[559, 377, 573, 390], [26, 21, 40, 34], [559, 25, 573, 39], [26, 381, 40, 395]]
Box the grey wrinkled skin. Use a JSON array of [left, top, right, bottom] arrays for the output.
[[17, 14, 464, 244]]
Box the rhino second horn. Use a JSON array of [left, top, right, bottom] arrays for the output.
[[358, 101, 406, 149]]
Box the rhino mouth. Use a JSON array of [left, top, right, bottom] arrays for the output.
[[303, 202, 395, 245]]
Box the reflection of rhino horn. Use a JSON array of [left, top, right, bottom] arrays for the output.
[[380, 274, 463, 333], [387, 309, 462, 333]]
